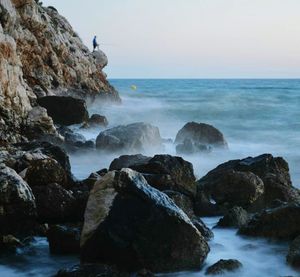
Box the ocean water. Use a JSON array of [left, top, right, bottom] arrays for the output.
[[1, 79, 300, 276]]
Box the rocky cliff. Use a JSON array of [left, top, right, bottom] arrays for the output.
[[0, 0, 119, 145]]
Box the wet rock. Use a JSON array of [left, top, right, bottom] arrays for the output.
[[192, 219, 214, 240], [109, 154, 151, 171], [80, 169, 209, 272], [175, 122, 228, 153], [0, 235, 23, 253], [205, 259, 243, 275], [216, 206, 249, 228], [197, 154, 300, 214], [0, 164, 36, 235], [96, 122, 162, 153], [82, 172, 101, 189], [287, 236, 300, 268], [37, 96, 89, 125], [25, 158, 68, 188], [47, 224, 80, 254], [239, 204, 300, 239], [88, 114, 108, 127], [56, 264, 130, 277], [32, 183, 78, 223]]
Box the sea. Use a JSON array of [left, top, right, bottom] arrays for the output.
[[1, 79, 299, 276]]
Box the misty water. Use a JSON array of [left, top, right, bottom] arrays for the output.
[[1, 79, 300, 276]]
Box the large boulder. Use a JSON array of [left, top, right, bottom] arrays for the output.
[[37, 96, 89, 125], [96, 123, 162, 153], [196, 154, 300, 215], [110, 154, 197, 198], [239, 204, 300, 239], [0, 164, 36, 235], [175, 122, 228, 154], [80, 169, 209, 272], [287, 236, 300, 268], [216, 206, 249, 228]]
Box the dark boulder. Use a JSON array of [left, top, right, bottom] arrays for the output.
[[88, 114, 108, 127], [96, 122, 162, 153], [25, 158, 68, 188], [216, 206, 249, 228], [109, 154, 151, 171], [37, 96, 89, 125], [176, 138, 212, 155], [80, 169, 209, 272], [287, 236, 300, 268], [0, 164, 36, 236], [47, 224, 81, 255], [0, 235, 23, 253], [205, 259, 242, 275], [196, 154, 300, 215], [192, 219, 214, 240], [32, 183, 78, 223], [175, 122, 228, 153], [239, 204, 300, 239], [56, 264, 130, 277]]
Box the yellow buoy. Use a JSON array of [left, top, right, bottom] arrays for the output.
[[130, 85, 137, 91]]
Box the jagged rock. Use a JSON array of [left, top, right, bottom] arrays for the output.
[[0, 164, 36, 235], [92, 50, 108, 69], [56, 264, 130, 277], [25, 157, 68, 187], [80, 169, 209, 272], [239, 204, 300, 239], [175, 122, 228, 154], [196, 154, 300, 215], [205, 259, 242, 275], [216, 206, 249, 228], [47, 224, 80, 254], [96, 122, 162, 153], [32, 183, 80, 223], [88, 114, 108, 127], [192, 219, 214, 240], [287, 236, 300, 268], [37, 96, 89, 125]]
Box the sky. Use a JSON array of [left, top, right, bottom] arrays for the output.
[[43, 0, 300, 78]]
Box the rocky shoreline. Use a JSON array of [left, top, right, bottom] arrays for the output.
[[1, 1, 300, 276]]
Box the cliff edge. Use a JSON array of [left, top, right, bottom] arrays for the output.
[[0, 0, 119, 144]]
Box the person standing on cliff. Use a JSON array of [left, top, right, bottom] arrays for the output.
[[93, 35, 99, 51]]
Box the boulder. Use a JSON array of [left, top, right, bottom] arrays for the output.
[[192, 219, 214, 240], [56, 264, 130, 277], [287, 236, 300, 268], [47, 224, 80, 255], [88, 114, 108, 127], [96, 122, 162, 153], [92, 49, 108, 69], [0, 164, 36, 236], [32, 183, 78, 223], [196, 154, 300, 215], [25, 158, 68, 188], [239, 204, 300, 239], [205, 259, 242, 275], [175, 122, 228, 153], [216, 206, 249, 228], [0, 234, 23, 253], [80, 169, 209, 272], [37, 96, 89, 125], [109, 154, 151, 171]]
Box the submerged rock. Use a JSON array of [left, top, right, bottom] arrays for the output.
[[175, 122, 228, 154], [205, 259, 243, 275], [80, 169, 209, 272], [37, 96, 89, 125], [287, 236, 300, 268], [239, 204, 300, 239], [216, 206, 249, 228], [88, 114, 108, 127], [0, 164, 36, 236], [96, 122, 162, 153]]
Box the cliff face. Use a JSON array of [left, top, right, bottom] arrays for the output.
[[0, 0, 119, 144]]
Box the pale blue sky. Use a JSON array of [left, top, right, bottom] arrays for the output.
[[43, 0, 300, 78]]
